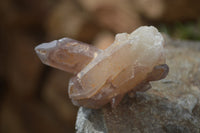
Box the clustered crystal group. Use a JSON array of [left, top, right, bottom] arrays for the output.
[[35, 26, 169, 109]]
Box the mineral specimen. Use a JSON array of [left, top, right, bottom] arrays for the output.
[[35, 26, 169, 109]]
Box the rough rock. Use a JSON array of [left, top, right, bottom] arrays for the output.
[[76, 37, 200, 133]]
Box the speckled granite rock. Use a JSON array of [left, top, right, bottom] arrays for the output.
[[76, 37, 200, 133]]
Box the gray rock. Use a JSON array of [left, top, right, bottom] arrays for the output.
[[76, 37, 200, 133]]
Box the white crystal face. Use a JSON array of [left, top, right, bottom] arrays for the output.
[[69, 26, 166, 100]]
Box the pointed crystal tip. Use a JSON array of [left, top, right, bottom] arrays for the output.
[[34, 40, 57, 64]]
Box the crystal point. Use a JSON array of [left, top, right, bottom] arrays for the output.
[[35, 38, 101, 74]]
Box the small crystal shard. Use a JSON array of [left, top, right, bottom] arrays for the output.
[[35, 26, 169, 109]]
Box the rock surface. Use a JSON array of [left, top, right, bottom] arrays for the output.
[[76, 37, 200, 133]]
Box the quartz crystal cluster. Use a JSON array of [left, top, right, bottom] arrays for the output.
[[35, 26, 169, 109]]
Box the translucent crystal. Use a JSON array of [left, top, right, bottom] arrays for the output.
[[35, 38, 101, 74], [35, 26, 169, 109]]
